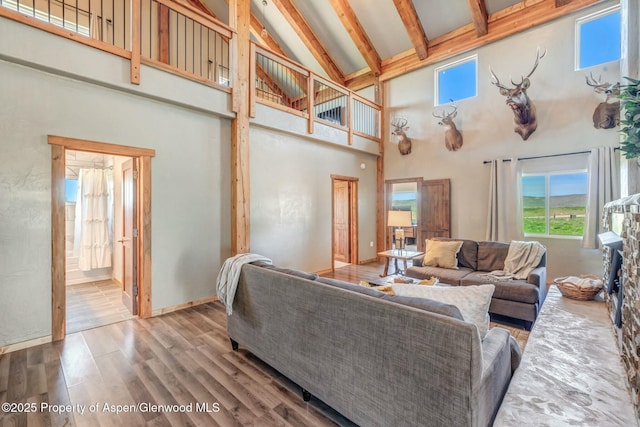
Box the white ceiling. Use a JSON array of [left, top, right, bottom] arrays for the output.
[[203, 0, 604, 82]]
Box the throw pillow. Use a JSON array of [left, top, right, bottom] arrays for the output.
[[423, 239, 464, 269], [390, 284, 495, 338], [359, 280, 372, 288]]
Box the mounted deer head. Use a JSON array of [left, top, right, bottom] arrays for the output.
[[585, 72, 620, 129], [433, 101, 463, 151], [490, 48, 546, 140], [391, 117, 412, 155]]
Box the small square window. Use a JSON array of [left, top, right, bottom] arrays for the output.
[[435, 56, 477, 106], [576, 7, 621, 70]]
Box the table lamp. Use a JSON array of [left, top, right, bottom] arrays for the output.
[[387, 210, 412, 253]]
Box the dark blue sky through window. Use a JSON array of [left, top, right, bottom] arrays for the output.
[[579, 10, 621, 69], [437, 59, 476, 105]]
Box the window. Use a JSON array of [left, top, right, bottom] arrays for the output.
[[522, 172, 588, 237], [576, 7, 621, 69], [65, 179, 78, 203], [435, 56, 477, 106]]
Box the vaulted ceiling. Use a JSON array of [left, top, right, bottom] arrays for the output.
[[202, 0, 608, 90]]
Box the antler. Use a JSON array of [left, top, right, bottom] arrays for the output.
[[490, 67, 509, 91], [391, 117, 408, 128], [586, 72, 619, 95], [433, 100, 458, 120], [511, 47, 547, 86]]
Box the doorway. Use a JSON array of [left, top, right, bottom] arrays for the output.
[[50, 135, 155, 341], [64, 150, 136, 333], [332, 175, 358, 269]]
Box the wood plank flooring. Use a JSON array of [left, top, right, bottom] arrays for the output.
[[66, 280, 134, 334], [1, 262, 529, 426]]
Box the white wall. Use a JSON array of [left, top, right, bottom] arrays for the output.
[[250, 126, 378, 272], [384, 1, 620, 280], [0, 20, 231, 346]]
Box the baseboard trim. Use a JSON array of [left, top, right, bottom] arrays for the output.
[[359, 258, 378, 265], [152, 296, 219, 316], [0, 335, 52, 355]]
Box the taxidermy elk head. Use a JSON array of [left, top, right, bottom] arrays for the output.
[[585, 73, 620, 129], [490, 48, 546, 141], [391, 117, 412, 155], [433, 101, 463, 151]]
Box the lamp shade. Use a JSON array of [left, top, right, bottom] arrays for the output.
[[387, 210, 412, 227]]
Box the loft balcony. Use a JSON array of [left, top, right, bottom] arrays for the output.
[[0, 0, 381, 155]]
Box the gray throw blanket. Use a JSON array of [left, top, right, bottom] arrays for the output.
[[216, 253, 272, 315], [483, 241, 545, 281]]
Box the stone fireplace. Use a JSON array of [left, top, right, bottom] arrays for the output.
[[602, 193, 640, 419]]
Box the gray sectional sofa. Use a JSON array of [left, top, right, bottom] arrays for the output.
[[226, 261, 522, 427], [406, 238, 547, 328]]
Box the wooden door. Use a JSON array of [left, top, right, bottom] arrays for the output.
[[419, 179, 451, 251], [122, 159, 138, 315], [333, 180, 350, 263]]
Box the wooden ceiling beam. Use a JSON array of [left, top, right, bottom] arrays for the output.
[[467, 0, 489, 36], [328, 0, 381, 75], [392, 0, 429, 60], [250, 12, 287, 56], [376, 0, 604, 82], [271, 0, 345, 84], [555, 0, 573, 6]]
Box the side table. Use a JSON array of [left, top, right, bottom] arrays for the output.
[[377, 249, 424, 277]]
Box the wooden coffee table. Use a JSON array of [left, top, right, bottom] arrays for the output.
[[377, 249, 424, 277]]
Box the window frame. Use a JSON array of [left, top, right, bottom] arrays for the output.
[[575, 5, 621, 71], [522, 169, 588, 239], [434, 55, 478, 106]]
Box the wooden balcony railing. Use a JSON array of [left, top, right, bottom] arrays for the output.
[[251, 43, 381, 147], [1, 1, 381, 149]]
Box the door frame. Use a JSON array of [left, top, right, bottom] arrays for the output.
[[384, 177, 423, 250], [331, 175, 358, 269], [49, 135, 155, 341]]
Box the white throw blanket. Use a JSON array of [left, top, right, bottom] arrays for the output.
[[484, 241, 545, 281], [216, 253, 272, 315]]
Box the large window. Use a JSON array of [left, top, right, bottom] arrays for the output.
[[522, 171, 588, 237], [435, 56, 477, 106], [576, 7, 621, 69]]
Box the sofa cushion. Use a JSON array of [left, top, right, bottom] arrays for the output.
[[432, 237, 479, 270], [423, 239, 464, 269], [406, 266, 474, 285], [390, 284, 495, 338], [477, 241, 510, 272], [459, 272, 540, 304]]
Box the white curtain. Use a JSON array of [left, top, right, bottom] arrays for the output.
[[582, 147, 619, 249], [486, 158, 524, 242], [73, 168, 112, 271]]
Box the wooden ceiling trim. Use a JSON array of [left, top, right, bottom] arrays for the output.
[[351, 0, 605, 85], [467, 0, 489, 36], [555, 0, 574, 6], [271, 0, 345, 84], [392, 0, 429, 60], [328, 0, 382, 75]]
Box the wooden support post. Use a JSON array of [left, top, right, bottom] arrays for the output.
[[130, 0, 141, 84], [307, 72, 315, 135], [347, 91, 353, 145], [230, 0, 251, 255], [51, 144, 65, 341], [158, 4, 170, 64], [376, 80, 385, 255]]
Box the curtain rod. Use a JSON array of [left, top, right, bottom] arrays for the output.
[[482, 147, 619, 164]]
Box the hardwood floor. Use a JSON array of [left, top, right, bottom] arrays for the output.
[[0, 302, 352, 427], [1, 263, 529, 426], [66, 280, 134, 334]]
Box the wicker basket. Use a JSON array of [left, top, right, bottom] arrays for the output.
[[554, 274, 603, 301]]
